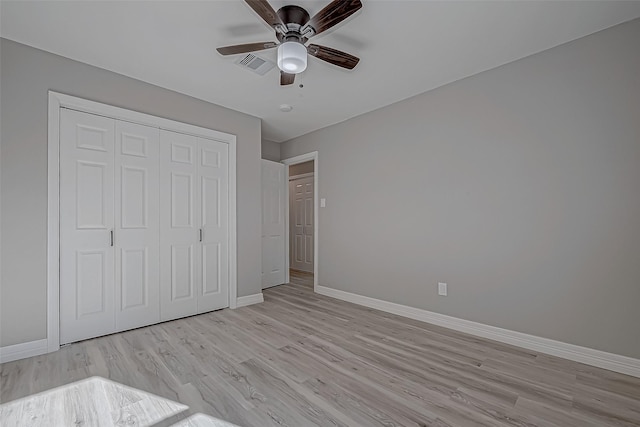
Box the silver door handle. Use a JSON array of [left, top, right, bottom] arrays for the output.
[[110, 229, 114, 247], [199, 228, 203, 242]]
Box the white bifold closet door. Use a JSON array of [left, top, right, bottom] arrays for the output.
[[159, 130, 229, 321], [60, 109, 229, 345], [60, 109, 160, 344]]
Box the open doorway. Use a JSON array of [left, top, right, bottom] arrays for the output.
[[282, 151, 319, 290], [288, 160, 314, 287]]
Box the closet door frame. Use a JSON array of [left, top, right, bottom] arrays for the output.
[[47, 91, 237, 354]]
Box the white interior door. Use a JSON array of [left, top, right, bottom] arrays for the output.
[[159, 130, 200, 321], [114, 121, 160, 331], [197, 137, 229, 313], [290, 175, 314, 273], [60, 109, 116, 344], [261, 160, 286, 289]]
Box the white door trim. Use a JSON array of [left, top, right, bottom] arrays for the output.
[[47, 91, 238, 354], [281, 152, 318, 289]]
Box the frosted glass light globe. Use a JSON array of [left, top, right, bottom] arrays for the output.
[[277, 41, 307, 74]]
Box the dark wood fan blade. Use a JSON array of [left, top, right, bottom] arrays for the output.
[[245, 0, 284, 28], [307, 44, 360, 69], [308, 0, 362, 36], [280, 71, 295, 86], [216, 42, 277, 55]]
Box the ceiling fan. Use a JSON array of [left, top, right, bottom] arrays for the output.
[[217, 0, 362, 86]]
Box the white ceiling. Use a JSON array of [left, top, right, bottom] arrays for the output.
[[2, 1, 640, 143]]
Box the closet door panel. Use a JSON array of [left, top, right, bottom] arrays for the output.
[[160, 130, 200, 321], [171, 244, 195, 299], [198, 138, 229, 313], [60, 109, 116, 344], [114, 121, 160, 331]]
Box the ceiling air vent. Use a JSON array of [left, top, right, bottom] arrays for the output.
[[235, 54, 275, 76]]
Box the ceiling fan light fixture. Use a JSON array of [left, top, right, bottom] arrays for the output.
[[277, 41, 307, 73]]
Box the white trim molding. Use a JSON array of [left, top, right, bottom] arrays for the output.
[[281, 151, 319, 288], [47, 93, 61, 354], [316, 285, 640, 378], [228, 140, 238, 309], [0, 339, 49, 364], [235, 293, 264, 308]]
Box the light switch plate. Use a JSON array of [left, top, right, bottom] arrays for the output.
[[320, 198, 326, 208]]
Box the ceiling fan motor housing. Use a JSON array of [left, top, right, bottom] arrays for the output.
[[278, 5, 310, 29]]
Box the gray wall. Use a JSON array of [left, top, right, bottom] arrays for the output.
[[261, 139, 280, 161], [0, 39, 262, 347], [281, 19, 640, 359], [289, 160, 314, 177]]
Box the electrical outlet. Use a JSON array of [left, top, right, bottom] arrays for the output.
[[438, 282, 448, 296]]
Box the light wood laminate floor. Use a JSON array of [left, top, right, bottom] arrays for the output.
[[2, 272, 640, 426]]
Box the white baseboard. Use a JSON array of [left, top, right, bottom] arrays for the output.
[[315, 285, 640, 378], [0, 339, 49, 364], [2, 294, 265, 363], [235, 293, 264, 308]]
